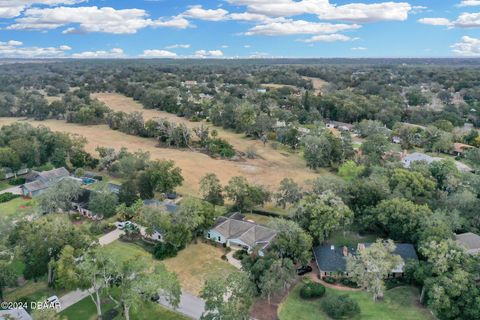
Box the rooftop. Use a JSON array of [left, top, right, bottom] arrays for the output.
[[313, 242, 418, 273], [455, 232, 480, 254]]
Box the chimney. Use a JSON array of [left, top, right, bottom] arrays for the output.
[[342, 246, 348, 257], [357, 243, 365, 252]]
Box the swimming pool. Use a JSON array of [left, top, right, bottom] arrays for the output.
[[82, 177, 96, 185]]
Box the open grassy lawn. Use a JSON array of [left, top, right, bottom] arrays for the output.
[[60, 293, 189, 320], [0, 197, 35, 219], [278, 284, 433, 320], [327, 230, 377, 247], [163, 242, 238, 295], [4, 278, 66, 302], [244, 213, 275, 226], [104, 240, 237, 296]]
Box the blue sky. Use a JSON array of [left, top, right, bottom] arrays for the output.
[[0, 0, 479, 58]]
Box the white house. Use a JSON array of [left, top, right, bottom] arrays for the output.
[[206, 216, 276, 256]]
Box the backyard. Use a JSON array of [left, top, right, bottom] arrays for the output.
[[278, 284, 434, 320], [104, 240, 237, 296]]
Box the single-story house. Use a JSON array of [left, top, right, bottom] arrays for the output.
[[453, 143, 474, 157], [313, 242, 418, 278], [206, 216, 277, 256], [0, 308, 32, 320], [401, 152, 472, 172], [325, 121, 354, 132], [21, 167, 70, 197], [143, 199, 178, 213], [455, 232, 480, 255], [72, 189, 101, 220]]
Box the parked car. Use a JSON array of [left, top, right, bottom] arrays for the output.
[[45, 295, 60, 305], [116, 221, 133, 230], [297, 265, 313, 276]]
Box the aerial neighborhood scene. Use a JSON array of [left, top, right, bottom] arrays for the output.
[[1, 1, 480, 320]]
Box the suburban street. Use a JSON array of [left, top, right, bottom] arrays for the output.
[[58, 228, 206, 319]]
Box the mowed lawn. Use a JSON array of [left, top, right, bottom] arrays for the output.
[[0, 197, 35, 219], [278, 284, 434, 320], [104, 240, 237, 296]]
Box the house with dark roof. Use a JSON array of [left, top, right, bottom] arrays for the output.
[[21, 167, 70, 197], [313, 242, 418, 278], [206, 216, 276, 256], [143, 199, 178, 213], [71, 189, 102, 220], [455, 232, 480, 255]]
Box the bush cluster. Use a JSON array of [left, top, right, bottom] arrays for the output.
[[300, 281, 326, 299], [8, 177, 25, 185], [0, 192, 19, 203], [321, 294, 360, 319], [153, 242, 179, 260]]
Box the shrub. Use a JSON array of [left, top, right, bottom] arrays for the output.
[[321, 295, 360, 319], [300, 282, 326, 299], [8, 177, 25, 185], [340, 278, 360, 288], [0, 192, 19, 203], [233, 249, 248, 260], [385, 277, 408, 290], [323, 276, 336, 284], [221, 254, 228, 260], [153, 242, 178, 260]]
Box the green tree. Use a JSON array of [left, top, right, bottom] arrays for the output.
[[373, 198, 433, 243], [201, 272, 254, 320], [0, 262, 17, 302], [388, 168, 436, 204], [347, 239, 403, 301], [259, 258, 296, 304], [293, 192, 353, 242], [37, 179, 82, 213], [199, 173, 224, 207], [225, 176, 270, 212], [338, 160, 364, 181], [268, 219, 312, 265], [88, 190, 118, 218], [275, 178, 303, 209], [360, 134, 389, 165]]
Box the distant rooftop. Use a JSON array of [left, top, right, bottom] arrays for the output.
[[455, 232, 480, 254]]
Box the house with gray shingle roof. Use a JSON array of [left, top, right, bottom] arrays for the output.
[[21, 167, 71, 197], [206, 215, 276, 256], [455, 232, 480, 255], [313, 242, 418, 278], [401, 152, 472, 172]]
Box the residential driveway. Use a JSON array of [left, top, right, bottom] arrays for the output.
[[58, 289, 90, 312], [98, 228, 124, 245], [0, 186, 22, 195], [226, 251, 242, 269], [158, 291, 205, 320]]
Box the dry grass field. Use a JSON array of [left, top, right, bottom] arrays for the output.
[[302, 76, 329, 94], [0, 94, 325, 195]]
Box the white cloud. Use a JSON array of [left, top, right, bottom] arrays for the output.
[[165, 44, 190, 49], [141, 49, 177, 58], [194, 49, 224, 57], [456, 12, 480, 28], [245, 19, 361, 36], [418, 12, 480, 28], [351, 46, 367, 50], [6, 6, 191, 34], [451, 36, 480, 56], [72, 48, 125, 59], [299, 33, 353, 42], [181, 5, 229, 21], [244, 44, 251, 48], [227, 0, 412, 22], [458, 0, 480, 7], [418, 18, 453, 27], [0, 0, 86, 18], [221, 45, 229, 48], [0, 39, 71, 58]]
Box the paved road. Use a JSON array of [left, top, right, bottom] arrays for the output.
[[0, 186, 22, 195], [159, 292, 205, 319], [58, 228, 206, 319]]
